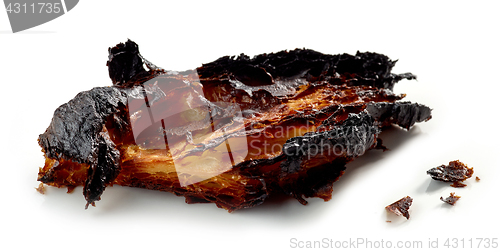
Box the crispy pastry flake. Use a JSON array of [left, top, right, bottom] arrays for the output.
[[35, 183, 46, 195], [386, 196, 413, 219], [440, 192, 461, 205], [426, 160, 473, 187]]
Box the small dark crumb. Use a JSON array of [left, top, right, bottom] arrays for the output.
[[426, 160, 473, 187], [386, 220, 392, 223], [476, 176, 480, 181], [385, 196, 413, 219], [440, 192, 461, 205], [35, 183, 46, 194]]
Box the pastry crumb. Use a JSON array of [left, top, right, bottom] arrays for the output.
[[426, 160, 473, 187], [385, 196, 413, 219], [440, 192, 461, 205], [35, 183, 46, 194]]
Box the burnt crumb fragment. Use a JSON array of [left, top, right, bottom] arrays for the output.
[[476, 176, 480, 181], [440, 192, 461, 205], [35, 183, 46, 194], [386, 196, 413, 219], [426, 160, 473, 187]]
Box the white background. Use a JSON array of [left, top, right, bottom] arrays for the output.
[[1, 1, 499, 251]]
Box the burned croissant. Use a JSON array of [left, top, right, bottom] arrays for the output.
[[37, 40, 431, 211]]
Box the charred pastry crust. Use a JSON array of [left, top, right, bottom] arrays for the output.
[[440, 192, 461, 205], [38, 40, 432, 211], [426, 160, 473, 187], [386, 196, 413, 219]]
